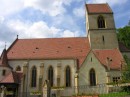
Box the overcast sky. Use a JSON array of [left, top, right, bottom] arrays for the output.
[[0, 0, 130, 54]]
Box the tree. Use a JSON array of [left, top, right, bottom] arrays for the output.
[[117, 26, 130, 49], [122, 55, 130, 92], [117, 21, 130, 92], [122, 55, 130, 81]]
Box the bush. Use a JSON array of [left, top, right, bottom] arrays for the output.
[[122, 86, 130, 92]]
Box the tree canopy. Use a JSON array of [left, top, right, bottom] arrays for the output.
[[117, 26, 130, 49], [122, 55, 130, 82], [118, 23, 130, 91]]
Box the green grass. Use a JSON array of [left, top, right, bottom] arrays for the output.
[[99, 92, 130, 97]]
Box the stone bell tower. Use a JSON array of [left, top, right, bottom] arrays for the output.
[[86, 3, 119, 49]]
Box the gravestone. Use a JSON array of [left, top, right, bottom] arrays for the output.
[[43, 80, 51, 97]]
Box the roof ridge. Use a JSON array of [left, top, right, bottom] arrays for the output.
[[17, 37, 87, 40], [86, 3, 108, 5], [7, 38, 18, 53]]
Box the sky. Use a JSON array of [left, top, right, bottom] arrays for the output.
[[0, 0, 130, 54]]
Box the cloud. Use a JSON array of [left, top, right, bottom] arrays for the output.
[[87, 0, 128, 6], [24, 0, 66, 16], [73, 6, 85, 17], [0, 0, 24, 16], [0, 19, 80, 53], [24, 0, 82, 16], [0, 0, 79, 17], [0, 19, 17, 54], [0, 0, 65, 17], [0, 16, 4, 23], [51, 14, 82, 32], [62, 30, 79, 37], [0, 21, 16, 42], [7, 19, 80, 38], [7, 20, 62, 38]]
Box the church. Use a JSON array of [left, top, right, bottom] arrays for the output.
[[0, 3, 130, 97]]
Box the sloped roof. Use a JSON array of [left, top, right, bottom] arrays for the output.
[[0, 49, 10, 68], [0, 71, 23, 84], [119, 42, 130, 52], [93, 49, 124, 70], [6, 37, 124, 69], [7, 37, 90, 67], [86, 3, 113, 14]]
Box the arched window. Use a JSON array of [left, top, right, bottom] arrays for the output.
[[16, 66, 21, 71], [48, 66, 53, 87], [90, 69, 96, 86], [31, 66, 37, 87], [97, 16, 105, 28], [66, 66, 71, 87]]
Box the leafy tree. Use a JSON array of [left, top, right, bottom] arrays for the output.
[[117, 21, 130, 92], [122, 55, 130, 81], [122, 55, 130, 92], [117, 26, 130, 49]]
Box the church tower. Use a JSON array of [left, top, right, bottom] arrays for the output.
[[86, 3, 119, 49]]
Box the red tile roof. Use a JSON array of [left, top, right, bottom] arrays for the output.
[[86, 3, 113, 14], [6, 37, 124, 70], [0, 49, 11, 68], [0, 71, 23, 84], [93, 49, 124, 70], [7, 37, 90, 67]]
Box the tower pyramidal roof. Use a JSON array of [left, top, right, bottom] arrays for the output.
[[0, 49, 10, 67], [86, 3, 113, 13]]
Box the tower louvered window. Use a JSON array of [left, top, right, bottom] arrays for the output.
[[98, 16, 105, 28]]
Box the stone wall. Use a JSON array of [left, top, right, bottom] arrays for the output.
[[9, 59, 77, 96], [89, 30, 118, 49], [87, 14, 115, 30], [78, 51, 121, 94], [79, 51, 107, 86]]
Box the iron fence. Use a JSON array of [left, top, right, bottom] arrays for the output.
[[1, 84, 130, 97]]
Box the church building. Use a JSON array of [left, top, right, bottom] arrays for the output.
[[0, 3, 130, 97]]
